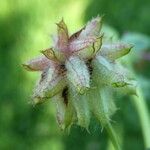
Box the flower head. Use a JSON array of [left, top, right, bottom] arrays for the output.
[[23, 16, 136, 132]]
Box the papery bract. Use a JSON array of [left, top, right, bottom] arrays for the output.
[[23, 56, 50, 71], [66, 56, 90, 94]]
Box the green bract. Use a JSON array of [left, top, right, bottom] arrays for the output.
[[23, 16, 136, 150]]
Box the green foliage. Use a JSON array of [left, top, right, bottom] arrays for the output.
[[85, 0, 150, 35]]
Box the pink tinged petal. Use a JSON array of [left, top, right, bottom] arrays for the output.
[[22, 56, 50, 71], [100, 42, 133, 60], [69, 36, 96, 52], [66, 56, 90, 94], [75, 36, 103, 59], [56, 19, 69, 51], [41, 47, 65, 62], [78, 16, 102, 39], [32, 65, 66, 105]]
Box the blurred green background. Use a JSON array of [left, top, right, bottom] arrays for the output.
[[0, 0, 150, 150]]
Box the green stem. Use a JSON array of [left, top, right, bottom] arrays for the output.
[[132, 87, 150, 149], [125, 61, 150, 149], [107, 124, 123, 150], [104, 122, 121, 150]]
